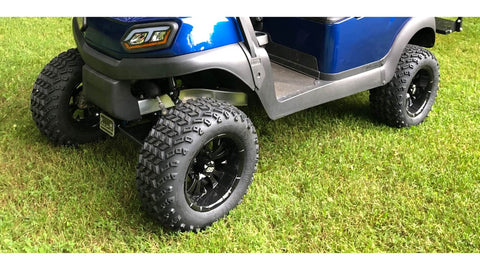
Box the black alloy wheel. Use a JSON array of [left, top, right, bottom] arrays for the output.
[[185, 135, 244, 212], [405, 68, 434, 118]]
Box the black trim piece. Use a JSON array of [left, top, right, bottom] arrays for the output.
[[301, 17, 347, 24], [82, 65, 141, 121], [266, 42, 320, 79], [265, 40, 385, 81]]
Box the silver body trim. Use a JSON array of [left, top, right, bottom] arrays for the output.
[[137, 89, 248, 116]]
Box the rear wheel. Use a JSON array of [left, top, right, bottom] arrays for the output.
[[137, 98, 259, 232], [30, 49, 104, 145], [369, 44, 440, 127]]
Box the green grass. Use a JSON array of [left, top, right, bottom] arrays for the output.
[[0, 17, 479, 253]]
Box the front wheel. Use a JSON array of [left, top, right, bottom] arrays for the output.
[[30, 49, 104, 145], [369, 44, 440, 127], [136, 98, 259, 232]]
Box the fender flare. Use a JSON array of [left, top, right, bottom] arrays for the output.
[[380, 17, 436, 85]]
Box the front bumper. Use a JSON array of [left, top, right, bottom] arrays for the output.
[[82, 65, 140, 121]]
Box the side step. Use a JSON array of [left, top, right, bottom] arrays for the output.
[[435, 17, 463, 35]]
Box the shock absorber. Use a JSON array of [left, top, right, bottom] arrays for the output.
[[168, 77, 181, 104]]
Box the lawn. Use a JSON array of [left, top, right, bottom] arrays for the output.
[[0, 17, 479, 253]]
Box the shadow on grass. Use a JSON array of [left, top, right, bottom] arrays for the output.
[[87, 135, 171, 235], [243, 90, 384, 144], [251, 90, 374, 121], [23, 122, 170, 236]]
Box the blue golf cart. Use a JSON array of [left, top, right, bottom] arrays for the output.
[[30, 17, 462, 231]]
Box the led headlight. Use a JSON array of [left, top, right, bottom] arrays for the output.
[[129, 32, 149, 45], [122, 22, 178, 52]]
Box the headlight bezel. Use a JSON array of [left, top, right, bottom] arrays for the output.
[[121, 21, 178, 53]]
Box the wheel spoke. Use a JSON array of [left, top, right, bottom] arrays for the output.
[[416, 73, 430, 89], [185, 174, 197, 194], [215, 164, 237, 182], [196, 148, 212, 166], [209, 140, 229, 161], [208, 170, 223, 189], [186, 174, 203, 195], [196, 189, 217, 206]]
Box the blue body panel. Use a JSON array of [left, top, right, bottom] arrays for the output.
[[172, 17, 243, 55], [262, 17, 410, 74], [84, 17, 410, 74], [84, 17, 243, 59]]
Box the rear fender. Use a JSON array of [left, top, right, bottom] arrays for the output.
[[380, 17, 436, 84]]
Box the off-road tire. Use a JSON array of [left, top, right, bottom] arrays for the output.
[[137, 98, 259, 232], [369, 44, 440, 127], [31, 49, 104, 145]]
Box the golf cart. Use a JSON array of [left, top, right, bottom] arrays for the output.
[[30, 17, 462, 231]]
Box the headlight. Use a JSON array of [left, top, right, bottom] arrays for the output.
[[121, 22, 178, 52], [75, 17, 87, 31]]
